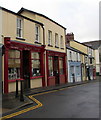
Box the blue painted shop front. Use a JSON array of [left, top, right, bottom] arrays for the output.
[[68, 61, 82, 83]]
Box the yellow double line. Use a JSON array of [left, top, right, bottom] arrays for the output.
[[1, 90, 58, 120], [1, 95, 43, 120], [1, 82, 88, 120]]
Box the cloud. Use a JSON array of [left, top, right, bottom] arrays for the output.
[[0, 0, 100, 42]]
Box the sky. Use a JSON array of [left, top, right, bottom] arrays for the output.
[[0, 0, 100, 42]]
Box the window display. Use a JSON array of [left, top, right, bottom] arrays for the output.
[[48, 56, 53, 76], [59, 57, 64, 74], [31, 52, 41, 76], [8, 50, 21, 80]]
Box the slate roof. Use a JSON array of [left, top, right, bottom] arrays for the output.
[[18, 7, 66, 30], [83, 40, 101, 50]]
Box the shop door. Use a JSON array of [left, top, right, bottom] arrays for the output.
[[22, 50, 30, 90], [54, 56, 59, 84]]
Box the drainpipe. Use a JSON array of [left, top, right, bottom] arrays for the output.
[[41, 25, 46, 87], [42, 25, 45, 45], [0, 43, 5, 117], [0, 44, 5, 93], [0, 44, 2, 94], [0, 44, 2, 118]]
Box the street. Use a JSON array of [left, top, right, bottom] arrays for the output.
[[2, 81, 99, 119]]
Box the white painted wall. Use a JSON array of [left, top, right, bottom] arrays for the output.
[[95, 49, 100, 72]]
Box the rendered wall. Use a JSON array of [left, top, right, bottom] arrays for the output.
[[95, 49, 100, 73], [30, 78, 42, 88], [2, 10, 43, 45], [70, 41, 87, 54], [19, 11, 66, 53], [2, 10, 44, 92]]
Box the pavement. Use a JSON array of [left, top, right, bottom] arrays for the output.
[[1, 78, 100, 116]]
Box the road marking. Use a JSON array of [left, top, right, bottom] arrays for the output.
[[1, 82, 89, 119], [32, 89, 59, 97], [1, 96, 43, 120]]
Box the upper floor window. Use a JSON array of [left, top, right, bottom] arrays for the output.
[[48, 30, 52, 45], [55, 33, 59, 47], [70, 51, 72, 60], [85, 56, 88, 64], [90, 58, 93, 64], [89, 48, 92, 56], [60, 35, 64, 48], [17, 18, 23, 38], [35, 24, 40, 42], [76, 53, 78, 61]]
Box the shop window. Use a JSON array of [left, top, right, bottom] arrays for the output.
[[76, 66, 80, 75], [31, 52, 41, 76], [17, 18, 23, 38], [48, 30, 52, 45], [48, 56, 54, 76], [35, 24, 40, 42], [8, 50, 21, 80], [59, 57, 64, 75]]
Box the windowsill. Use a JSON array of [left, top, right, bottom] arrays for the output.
[[60, 48, 64, 50], [55, 46, 59, 48], [48, 44, 53, 47], [34, 41, 42, 44], [48, 76, 55, 78], [31, 76, 43, 79], [16, 37, 25, 41], [8, 78, 24, 82], [69, 60, 73, 62]]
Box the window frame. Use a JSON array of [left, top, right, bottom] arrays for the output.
[[59, 57, 64, 75], [60, 35, 64, 49], [48, 30, 52, 46], [31, 52, 42, 78], [35, 24, 40, 43], [8, 49, 21, 81], [76, 52, 78, 61], [16, 17, 23, 38], [55, 33, 59, 48], [48, 56, 54, 76], [70, 51, 72, 61]]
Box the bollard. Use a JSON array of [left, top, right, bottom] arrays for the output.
[[15, 80, 19, 98], [20, 80, 24, 102]]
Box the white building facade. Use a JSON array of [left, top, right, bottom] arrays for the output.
[[66, 46, 82, 83]]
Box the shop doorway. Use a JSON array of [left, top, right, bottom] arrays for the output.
[[54, 56, 59, 84], [22, 50, 30, 90]]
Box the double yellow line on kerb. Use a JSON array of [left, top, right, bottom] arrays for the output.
[[1, 83, 88, 120]]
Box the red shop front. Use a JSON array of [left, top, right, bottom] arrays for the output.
[[46, 50, 67, 86], [4, 37, 45, 93]]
